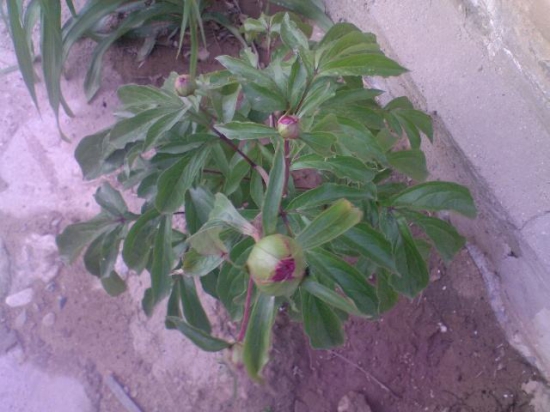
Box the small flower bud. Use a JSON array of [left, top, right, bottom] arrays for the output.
[[174, 74, 196, 97], [277, 115, 300, 139], [247, 234, 306, 296]]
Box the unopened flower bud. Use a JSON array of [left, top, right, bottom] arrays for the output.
[[174, 74, 196, 97], [247, 234, 306, 296], [277, 115, 300, 139]]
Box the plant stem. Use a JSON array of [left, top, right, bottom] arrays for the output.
[[283, 139, 291, 195], [212, 127, 270, 184], [237, 277, 255, 342]]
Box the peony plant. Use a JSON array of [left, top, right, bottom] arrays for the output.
[[57, 12, 476, 381]]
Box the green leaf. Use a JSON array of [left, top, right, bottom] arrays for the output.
[[183, 249, 224, 276], [245, 84, 287, 112], [98, 226, 123, 279], [387, 150, 428, 181], [217, 55, 273, 87], [155, 146, 211, 213], [301, 288, 345, 349], [377, 270, 399, 313], [287, 183, 374, 211], [200, 270, 219, 299], [83, 232, 106, 277], [391, 218, 429, 298], [56, 213, 120, 263], [390, 181, 477, 218], [39, 0, 68, 123], [117, 85, 182, 111], [291, 154, 375, 184], [177, 275, 211, 333], [217, 238, 253, 320], [94, 182, 128, 217], [307, 249, 379, 316], [7, 0, 38, 108], [185, 187, 215, 234], [288, 56, 309, 111], [336, 117, 387, 163], [215, 122, 279, 140], [319, 54, 407, 78], [188, 227, 228, 257], [143, 110, 186, 151], [243, 293, 277, 382], [280, 13, 309, 51], [167, 316, 231, 352], [225, 150, 251, 196], [262, 143, 285, 236], [150, 215, 174, 307], [122, 208, 160, 273], [74, 130, 123, 180], [101, 271, 127, 297], [269, 1, 333, 31], [299, 132, 336, 156], [165, 281, 182, 329], [318, 31, 379, 67], [297, 78, 337, 117], [108, 107, 181, 152], [301, 278, 363, 316], [400, 210, 465, 262], [339, 223, 397, 272], [318, 23, 361, 48], [296, 199, 362, 250], [208, 193, 258, 237]]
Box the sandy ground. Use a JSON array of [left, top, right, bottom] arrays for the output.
[[1, 6, 550, 412]]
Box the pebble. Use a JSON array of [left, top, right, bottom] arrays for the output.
[[42, 312, 56, 327], [5, 288, 34, 307], [14, 310, 27, 328], [57, 296, 67, 309], [0, 237, 11, 300], [337, 391, 372, 412]]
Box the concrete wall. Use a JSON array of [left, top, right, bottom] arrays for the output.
[[324, 0, 550, 380], [454, 0, 550, 105]]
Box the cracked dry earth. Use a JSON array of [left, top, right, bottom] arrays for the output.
[[1, 8, 550, 412]]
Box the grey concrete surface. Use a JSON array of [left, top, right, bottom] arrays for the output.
[[325, 0, 550, 380]]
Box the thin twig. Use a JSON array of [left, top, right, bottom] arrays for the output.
[[329, 350, 402, 400], [237, 277, 255, 342]]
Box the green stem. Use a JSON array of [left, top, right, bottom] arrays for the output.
[[189, 15, 198, 78], [237, 277, 255, 342]]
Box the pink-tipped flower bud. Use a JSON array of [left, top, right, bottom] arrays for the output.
[[277, 115, 300, 139], [174, 74, 196, 97], [247, 234, 306, 296]]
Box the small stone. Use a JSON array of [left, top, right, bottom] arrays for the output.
[[7, 344, 25, 363], [57, 296, 67, 309], [14, 310, 27, 328], [42, 312, 56, 327], [337, 391, 372, 412], [0, 237, 11, 300], [5, 288, 34, 307]]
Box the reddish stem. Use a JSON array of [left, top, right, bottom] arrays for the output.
[[283, 139, 291, 196], [237, 277, 255, 342]]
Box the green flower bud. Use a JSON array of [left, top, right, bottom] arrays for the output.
[[174, 74, 196, 97], [247, 234, 306, 296], [277, 115, 300, 139]]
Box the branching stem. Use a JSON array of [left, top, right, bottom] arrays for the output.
[[212, 127, 270, 185]]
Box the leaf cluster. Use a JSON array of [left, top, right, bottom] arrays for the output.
[[55, 13, 476, 381]]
